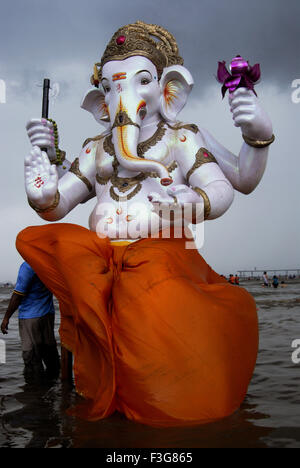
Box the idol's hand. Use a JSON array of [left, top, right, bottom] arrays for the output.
[[148, 190, 177, 219], [166, 185, 201, 204], [25, 146, 58, 209], [26, 118, 57, 161], [229, 88, 273, 140], [148, 185, 202, 220]]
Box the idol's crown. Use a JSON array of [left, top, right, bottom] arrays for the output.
[[91, 21, 183, 87]]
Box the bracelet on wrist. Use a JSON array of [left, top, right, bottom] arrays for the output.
[[28, 191, 60, 213], [191, 186, 211, 220], [242, 133, 275, 148]]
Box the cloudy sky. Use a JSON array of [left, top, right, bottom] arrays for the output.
[[0, 0, 299, 281]]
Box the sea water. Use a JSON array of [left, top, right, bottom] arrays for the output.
[[0, 282, 300, 448]]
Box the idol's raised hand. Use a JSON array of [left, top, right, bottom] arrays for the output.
[[229, 88, 273, 140], [26, 118, 57, 161], [25, 146, 58, 209]]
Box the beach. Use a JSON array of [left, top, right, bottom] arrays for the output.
[[0, 280, 300, 448]]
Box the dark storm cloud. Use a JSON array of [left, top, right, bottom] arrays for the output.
[[1, 0, 299, 95], [0, 0, 299, 280], [169, 0, 300, 86]]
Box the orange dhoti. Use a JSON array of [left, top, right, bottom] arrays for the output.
[[16, 223, 258, 427]]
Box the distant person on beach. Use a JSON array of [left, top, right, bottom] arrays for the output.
[[1, 262, 60, 382], [272, 275, 279, 289], [262, 272, 269, 287], [229, 274, 235, 284]]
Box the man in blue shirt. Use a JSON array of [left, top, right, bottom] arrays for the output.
[[1, 262, 60, 382]]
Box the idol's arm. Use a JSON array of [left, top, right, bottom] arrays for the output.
[[149, 130, 234, 222], [200, 87, 274, 194], [174, 131, 234, 221]]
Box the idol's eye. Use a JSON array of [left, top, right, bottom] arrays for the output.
[[137, 70, 153, 86], [141, 77, 151, 85], [101, 80, 111, 93]]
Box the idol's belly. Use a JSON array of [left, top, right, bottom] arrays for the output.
[[89, 179, 181, 240]]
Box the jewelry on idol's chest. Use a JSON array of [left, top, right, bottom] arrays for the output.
[[105, 162, 177, 202], [96, 122, 177, 202]]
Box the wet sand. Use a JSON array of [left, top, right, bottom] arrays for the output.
[[0, 280, 300, 448]]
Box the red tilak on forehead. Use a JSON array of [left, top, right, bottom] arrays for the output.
[[112, 72, 127, 81]]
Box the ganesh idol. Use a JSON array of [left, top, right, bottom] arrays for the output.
[[17, 21, 274, 426]]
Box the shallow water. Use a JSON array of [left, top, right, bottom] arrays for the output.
[[0, 281, 300, 448]]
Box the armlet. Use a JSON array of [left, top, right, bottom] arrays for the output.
[[191, 186, 211, 219], [186, 148, 218, 185], [69, 158, 93, 192]]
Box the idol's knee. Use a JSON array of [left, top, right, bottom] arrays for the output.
[[148, 245, 176, 268], [16, 226, 40, 254]]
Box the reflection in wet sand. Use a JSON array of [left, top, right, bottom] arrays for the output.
[[1, 384, 273, 448]]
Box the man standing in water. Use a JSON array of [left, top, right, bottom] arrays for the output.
[[1, 262, 60, 382], [263, 271, 269, 287]]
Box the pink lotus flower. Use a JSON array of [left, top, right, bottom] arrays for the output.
[[217, 55, 261, 98]]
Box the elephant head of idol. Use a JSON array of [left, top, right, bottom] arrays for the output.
[[81, 21, 193, 186]]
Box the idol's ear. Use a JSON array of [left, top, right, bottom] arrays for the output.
[[81, 89, 110, 129], [159, 65, 194, 122]]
